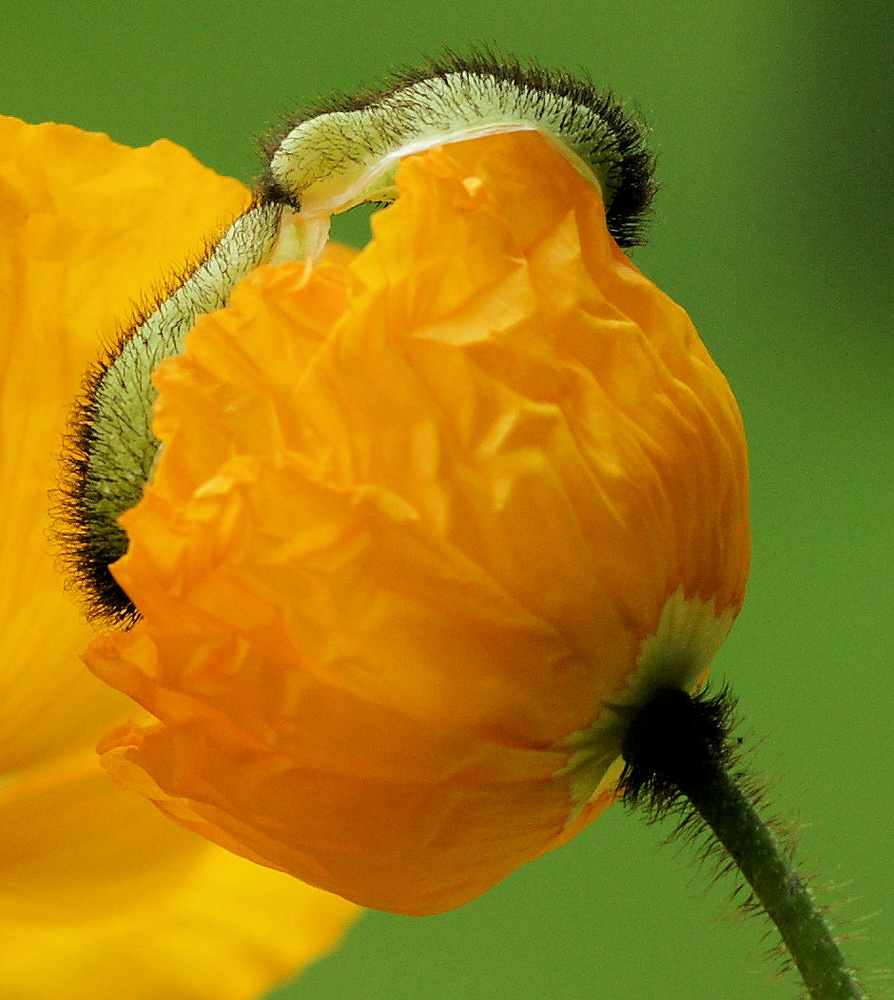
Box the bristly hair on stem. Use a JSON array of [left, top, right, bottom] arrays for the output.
[[619, 685, 738, 815], [619, 685, 869, 999]]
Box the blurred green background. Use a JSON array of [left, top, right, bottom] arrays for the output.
[[3, 1, 890, 997]]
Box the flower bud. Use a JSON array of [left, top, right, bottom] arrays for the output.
[[86, 130, 749, 914]]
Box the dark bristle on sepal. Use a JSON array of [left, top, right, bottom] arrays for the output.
[[53, 242, 225, 631], [54, 352, 140, 629], [256, 47, 657, 248]]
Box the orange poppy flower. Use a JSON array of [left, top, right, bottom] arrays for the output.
[[84, 128, 750, 915], [0, 113, 358, 998]]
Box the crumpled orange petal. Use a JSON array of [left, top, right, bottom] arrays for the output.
[[0, 113, 358, 998], [86, 129, 749, 915]]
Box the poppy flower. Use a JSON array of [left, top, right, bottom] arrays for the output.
[[83, 127, 750, 915], [0, 113, 358, 998]]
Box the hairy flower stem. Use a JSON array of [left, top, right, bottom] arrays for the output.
[[620, 689, 865, 1000]]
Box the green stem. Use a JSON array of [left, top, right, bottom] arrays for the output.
[[685, 749, 864, 1000], [620, 688, 865, 1000]]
